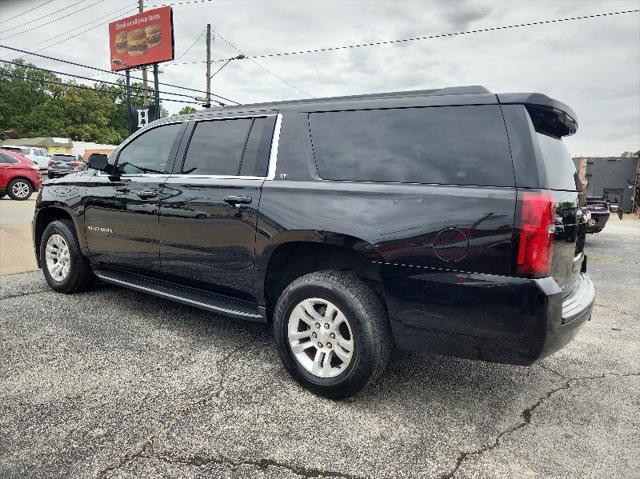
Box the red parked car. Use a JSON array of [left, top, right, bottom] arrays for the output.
[[0, 149, 42, 200]]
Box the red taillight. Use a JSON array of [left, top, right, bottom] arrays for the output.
[[71, 162, 81, 167], [516, 191, 555, 277], [48, 160, 54, 167]]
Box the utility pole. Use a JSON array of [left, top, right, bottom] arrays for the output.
[[205, 23, 211, 108], [138, 0, 149, 105]]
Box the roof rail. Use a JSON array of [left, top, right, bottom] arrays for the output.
[[202, 85, 492, 112]]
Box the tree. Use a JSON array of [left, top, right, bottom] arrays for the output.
[[177, 106, 198, 115], [0, 58, 194, 144]]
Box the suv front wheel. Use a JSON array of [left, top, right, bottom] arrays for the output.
[[40, 220, 94, 293], [273, 271, 392, 399]]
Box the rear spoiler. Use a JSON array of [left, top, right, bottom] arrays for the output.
[[497, 93, 578, 138]]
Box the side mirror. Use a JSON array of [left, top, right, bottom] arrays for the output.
[[86, 153, 109, 172]]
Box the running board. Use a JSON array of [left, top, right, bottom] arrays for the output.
[[94, 269, 264, 322]]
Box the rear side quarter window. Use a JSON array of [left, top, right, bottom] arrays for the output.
[[534, 132, 578, 191], [309, 105, 514, 187]]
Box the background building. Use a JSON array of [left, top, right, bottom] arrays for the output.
[[1, 137, 73, 155], [573, 156, 639, 213]]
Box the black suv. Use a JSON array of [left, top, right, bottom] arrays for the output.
[[33, 86, 595, 398]]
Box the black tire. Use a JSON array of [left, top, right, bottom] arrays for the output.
[[273, 271, 392, 399], [40, 219, 95, 293], [7, 178, 33, 200], [0, 192, 5, 199]]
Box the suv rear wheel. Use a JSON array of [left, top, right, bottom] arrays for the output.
[[273, 271, 392, 399], [40, 220, 94, 293], [7, 178, 33, 200]]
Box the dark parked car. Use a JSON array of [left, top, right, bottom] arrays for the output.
[[585, 196, 610, 233], [33, 86, 595, 398], [47, 154, 83, 178]]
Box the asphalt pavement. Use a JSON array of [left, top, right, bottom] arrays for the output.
[[0, 217, 638, 478]]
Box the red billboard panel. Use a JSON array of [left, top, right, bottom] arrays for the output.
[[108, 6, 174, 71]]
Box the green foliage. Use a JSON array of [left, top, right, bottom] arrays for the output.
[[177, 106, 198, 115], [0, 58, 170, 144]]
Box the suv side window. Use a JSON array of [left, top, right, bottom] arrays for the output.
[[182, 118, 253, 176], [309, 106, 514, 187], [116, 123, 183, 174]]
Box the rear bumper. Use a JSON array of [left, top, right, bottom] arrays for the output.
[[536, 273, 594, 359], [380, 263, 594, 365], [586, 212, 609, 233]]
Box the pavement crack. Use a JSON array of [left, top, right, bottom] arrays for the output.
[[139, 450, 366, 479], [95, 338, 256, 478], [0, 289, 49, 301], [537, 362, 568, 379], [438, 372, 640, 479]]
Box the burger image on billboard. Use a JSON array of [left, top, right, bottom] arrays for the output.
[[127, 29, 147, 56], [145, 25, 162, 48], [115, 31, 128, 54], [108, 6, 174, 71]]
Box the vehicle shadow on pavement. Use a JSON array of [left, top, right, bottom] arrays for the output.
[[92, 281, 542, 406]]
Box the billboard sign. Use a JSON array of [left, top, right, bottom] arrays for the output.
[[108, 6, 174, 71]]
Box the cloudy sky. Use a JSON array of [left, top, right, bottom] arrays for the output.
[[1, 0, 639, 156]]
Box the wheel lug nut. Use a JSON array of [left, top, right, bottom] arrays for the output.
[[324, 323, 330, 329], [330, 333, 335, 339], [315, 323, 321, 329], [317, 342, 323, 348], [312, 332, 317, 338], [327, 342, 332, 349]]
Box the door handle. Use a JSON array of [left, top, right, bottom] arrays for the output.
[[137, 190, 158, 199], [224, 195, 252, 206]]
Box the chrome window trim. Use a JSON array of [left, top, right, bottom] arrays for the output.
[[94, 113, 283, 181], [165, 175, 265, 181], [266, 113, 282, 180]]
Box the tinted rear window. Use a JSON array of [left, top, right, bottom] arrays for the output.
[[309, 105, 514, 186], [536, 133, 578, 191]]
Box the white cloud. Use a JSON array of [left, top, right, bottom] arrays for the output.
[[1, 0, 639, 155]]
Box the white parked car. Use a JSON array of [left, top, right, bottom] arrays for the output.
[[0, 145, 50, 171]]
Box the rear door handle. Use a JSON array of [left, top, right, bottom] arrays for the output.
[[137, 190, 158, 199], [224, 195, 252, 206]]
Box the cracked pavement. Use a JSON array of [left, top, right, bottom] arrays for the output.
[[0, 217, 638, 479]]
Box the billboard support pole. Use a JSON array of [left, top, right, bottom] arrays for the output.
[[125, 68, 132, 135], [153, 63, 160, 115]]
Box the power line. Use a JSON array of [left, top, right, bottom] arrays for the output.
[[0, 58, 200, 101], [171, 28, 205, 63], [0, 69, 202, 105], [0, 0, 86, 36], [208, 26, 314, 97], [0, 0, 104, 41], [147, 0, 215, 7], [32, 4, 135, 52], [0, 44, 240, 104], [169, 8, 640, 66], [0, 0, 54, 25]]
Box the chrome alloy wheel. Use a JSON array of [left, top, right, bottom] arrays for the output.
[[287, 298, 355, 378], [11, 181, 30, 199], [45, 234, 71, 282]]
